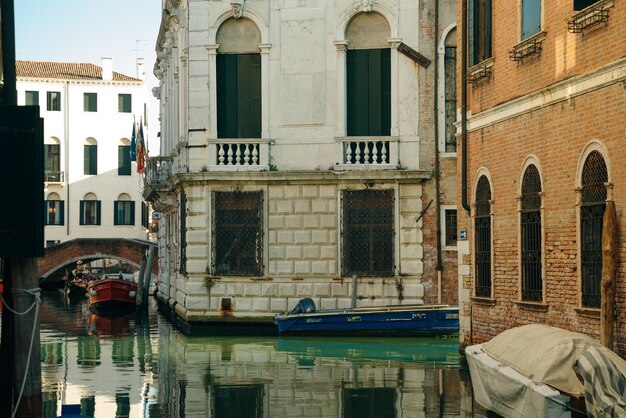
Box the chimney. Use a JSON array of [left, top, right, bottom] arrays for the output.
[[136, 58, 145, 81], [101, 57, 113, 81]]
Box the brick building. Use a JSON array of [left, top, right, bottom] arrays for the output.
[[145, 0, 458, 328], [456, 0, 626, 356]]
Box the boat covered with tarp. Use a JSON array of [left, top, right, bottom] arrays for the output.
[[465, 324, 626, 418]]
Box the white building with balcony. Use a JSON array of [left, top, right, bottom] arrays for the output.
[[17, 59, 150, 246], [147, 0, 458, 329]]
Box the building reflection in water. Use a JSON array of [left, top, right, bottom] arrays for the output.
[[36, 293, 476, 418]]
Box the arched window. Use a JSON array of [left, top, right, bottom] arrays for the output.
[[345, 13, 391, 137], [580, 151, 607, 308], [80, 192, 101, 226], [444, 29, 457, 153], [84, 138, 98, 175], [45, 192, 64, 226], [45, 137, 62, 182], [114, 193, 135, 226], [475, 175, 492, 297], [216, 18, 261, 139], [521, 164, 542, 302]]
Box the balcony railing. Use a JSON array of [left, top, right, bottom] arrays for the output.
[[336, 137, 398, 168], [44, 170, 64, 183], [145, 156, 173, 187], [216, 142, 260, 166]]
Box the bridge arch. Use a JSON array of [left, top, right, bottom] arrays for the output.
[[38, 238, 158, 286]]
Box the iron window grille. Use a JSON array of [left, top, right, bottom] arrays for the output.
[[341, 189, 394, 277], [212, 191, 263, 276], [444, 46, 457, 153], [475, 176, 492, 297], [521, 165, 542, 302], [569, 0, 612, 33], [580, 151, 607, 309]]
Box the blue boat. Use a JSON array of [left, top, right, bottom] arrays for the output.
[[274, 298, 459, 336]]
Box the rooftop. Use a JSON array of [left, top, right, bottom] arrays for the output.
[[16, 60, 140, 82]]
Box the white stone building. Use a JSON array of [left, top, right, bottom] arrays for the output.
[[16, 59, 150, 246], [147, 0, 458, 328]]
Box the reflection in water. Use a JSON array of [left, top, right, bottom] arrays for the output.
[[33, 292, 478, 418]]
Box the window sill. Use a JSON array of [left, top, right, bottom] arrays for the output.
[[575, 307, 600, 318], [470, 296, 496, 306], [468, 58, 494, 86], [514, 300, 549, 311]]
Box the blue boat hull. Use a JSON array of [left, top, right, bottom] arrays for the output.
[[274, 305, 459, 336]]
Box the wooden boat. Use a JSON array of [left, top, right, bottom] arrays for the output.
[[63, 274, 88, 298], [465, 324, 626, 418], [87, 273, 137, 311], [273, 298, 459, 336]]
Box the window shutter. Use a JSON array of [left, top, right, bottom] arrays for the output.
[[96, 201, 101, 225], [44, 202, 49, 226], [468, 0, 476, 66], [79, 201, 85, 225], [217, 54, 238, 139], [91, 146, 98, 174], [485, 0, 492, 59], [118, 145, 130, 175], [248, 55, 262, 138], [380, 49, 391, 136], [346, 51, 358, 136], [60, 201, 65, 226], [130, 202, 136, 225], [114, 201, 119, 225], [84, 145, 89, 174]]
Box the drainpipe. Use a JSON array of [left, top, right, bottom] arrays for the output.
[[64, 81, 71, 235], [461, 0, 470, 213], [433, 0, 443, 305]]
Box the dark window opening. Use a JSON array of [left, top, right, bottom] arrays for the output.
[[84, 144, 97, 175], [580, 151, 607, 309], [180, 192, 187, 273], [521, 164, 542, 302], [342, 189, 394, 277], [45, 144, 61, 181], [468, 0, 493, 66], [114, 201, 135, 226], [574, 0, 599, 11], [45, 200, 64, 226], [47, 91, 61, 111], [80, 200, 101, 226], [444, 46, 457, 152], [475, 176, 492, 297], [445, 209, 458, 247], [213, 191, 263, 276]]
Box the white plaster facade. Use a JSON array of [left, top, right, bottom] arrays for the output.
[[147, 0, 458, 327], [16, 59, 150, 245]]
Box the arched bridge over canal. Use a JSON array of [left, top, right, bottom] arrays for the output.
[[38, 238, 158, 286]]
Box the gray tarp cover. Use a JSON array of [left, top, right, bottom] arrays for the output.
[[481, 324, 626, 397]]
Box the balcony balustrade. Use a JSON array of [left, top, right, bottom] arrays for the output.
[[145, 156, 173, 187], [44, 170, 64, 183], [336, 137, 398, 169]]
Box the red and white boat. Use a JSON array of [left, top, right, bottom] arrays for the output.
[[87, 273, 137, 311]]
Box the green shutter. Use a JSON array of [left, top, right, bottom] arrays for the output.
[[96, 201, 101, 225], [114, 201, 119, 225], [217, 54, 238, 138], [485, 0, 492, 59], [346, 51, 358, 136], [80, 201, 85, 225], [84, 145, 89, 174], [118, 145, 131, 175], [468, 0, 476, 66], [248, 55, 262, 138], [90, 145, 98, 174], [380, 49, 391, 136], [130, 202, 136, 225]]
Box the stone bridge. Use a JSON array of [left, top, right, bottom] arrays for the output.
[[38, 238, 158, 286]]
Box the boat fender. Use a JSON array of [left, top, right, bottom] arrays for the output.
[[90, 289, 97, 296], [129, 291, 136, 298], [290, 298, 316, 315]]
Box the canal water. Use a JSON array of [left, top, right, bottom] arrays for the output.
[[33, 291, 486, 418]]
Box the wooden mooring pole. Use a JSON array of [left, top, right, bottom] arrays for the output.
[[600, 200, 617, 349]]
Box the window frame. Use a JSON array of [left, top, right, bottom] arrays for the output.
[[520, 164, 543, 303], [47, 91, 61, 111], [114, 200, 135, 226], [442, 206, 458, 249], [25, 90, 39, 106], [45, 200, 64, 226], [521, 0, 542, 40], [118, 145, 131, 175], [84, 144, 98, 175], [83, 92, 98, 112], [468, 0, 493, 67], [574, 0, 599, 11], [80, 200, 101, 226], [474, 175, 492, 298], [118, 94, 132, 113]]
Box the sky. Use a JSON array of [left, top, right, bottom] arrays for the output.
[[14, 0, 163, 153]]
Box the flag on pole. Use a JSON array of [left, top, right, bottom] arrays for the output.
[[136, 117, 146, 174], [130, 118, 137, 162]]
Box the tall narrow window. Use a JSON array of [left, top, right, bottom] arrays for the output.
[[47, 91, 61, 111], [180, 191, 187, 273], [342, 189, 394, 277], [522, 0, 542, 40], [580, 151, 607, 308], [25, 90, 39, 106], [84, 141, 98, 175], [118, 143, 131, 175], [118, 94, 132, 113], [44, 141, 61, 182], [84, 93, 97, 112], [444, 44, 457, 152], [45, 193, 64, 226], [80, 194, 101, 226], [468, 0, 493, 66], [114, 194, 135, 225], [521, 164, 542, 302], [445, 209, 458, 247], [475, 176, 492, 297], [216, 18, 262, 139], [212, 191, 263, 276]]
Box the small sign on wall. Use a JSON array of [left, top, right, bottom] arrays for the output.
[[459, 229, 467, 240]]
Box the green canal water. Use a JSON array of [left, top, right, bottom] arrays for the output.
[[33, 291, 486, 418]]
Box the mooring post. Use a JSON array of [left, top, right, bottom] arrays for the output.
[[601, 200, 617, 348], [351, 274, 358, 309]]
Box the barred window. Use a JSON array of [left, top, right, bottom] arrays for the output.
[[342, 189, 394, 277], [213, 191, 263, 276], [475, 176, 492, 297], [580, 151, 607, 308], [445, 209, 457, 247], [521, 164, 542, 302], [444, 45, 457, 153]]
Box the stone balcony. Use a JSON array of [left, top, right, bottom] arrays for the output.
[[335, 136, 399, 170]]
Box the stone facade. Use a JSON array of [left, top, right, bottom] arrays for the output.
[[457, 0, 626, 356], [148, 0, 458, 329]]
